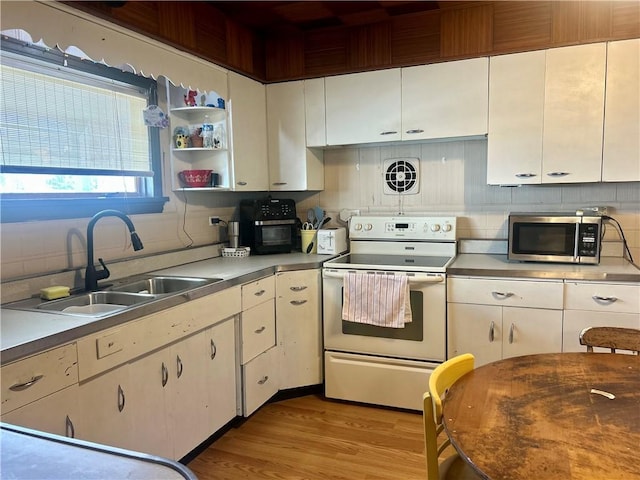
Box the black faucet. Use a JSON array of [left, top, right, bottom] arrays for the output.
[[85, 209, 144, 291]]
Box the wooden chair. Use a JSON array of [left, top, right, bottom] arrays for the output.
[[423, 353, 480, 480], [579, 326, 640, 354]]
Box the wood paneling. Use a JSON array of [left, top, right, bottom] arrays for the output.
[[348, 22, 392, 69], [265, 31, 305, 82], [493, 1, 552, 52], [612, 1, 640, 37], [192, 3, 228, 65], [440, 3, 494, 58], [391, 11, 441, 65], [305, 29, 349, 76]]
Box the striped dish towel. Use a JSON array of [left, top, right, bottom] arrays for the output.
[[342, 272, 412, 328]]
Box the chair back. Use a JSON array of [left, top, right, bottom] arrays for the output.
[[579, 326, 640, 354], [423, 353, 475, 480]]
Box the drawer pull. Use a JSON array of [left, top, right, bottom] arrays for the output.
[[254, 289, 266, 297], [592, 295, 618, 304], [211, 339, 217, 359], [65, 415, 75, 438], [290, 285, 307, 292], [547, 171, 570, 177], [176, 355, 183, 379], [405, 129, 424, 134], [9, 375, 44, 391], [509, 323, 515, 344], [515, 173, 537, 178], [380, 131, 398, 136], [492, 291, 513, 299], [489, 321, 495, 342], [237, 181, 248, 186], [117, 385, 125, 412], [161, 362, 169, 387], [255, 326, 266, 334], [257, 376, 269, 385], [290, 300, 307, 306]]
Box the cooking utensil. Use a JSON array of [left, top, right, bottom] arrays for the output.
[[313, 207, 324, 228], [302, 222, 314, 230], [307, 209, 316, 226], [306, 229, 319, 253]]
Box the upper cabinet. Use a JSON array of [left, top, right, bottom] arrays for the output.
[[602, 39, 640, 183], [305, 78, 327, 148], [228, 72, 269, 191], [401, 58, 488, 141], [487, 50, 546, 185], [325, 69, 402, 145], [266, 80, 324, 191], [542, 43, 606, 184]]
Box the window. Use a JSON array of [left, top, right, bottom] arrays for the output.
[[0, 35, 167, 222]]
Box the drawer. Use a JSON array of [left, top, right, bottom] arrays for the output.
[[241, 299, 276, 364], [1, 343, 78, 414], [242, 346, 279, 416], [447, 277, 564, 310], [565, 282, 640, 314], [242, 275, 275, 311], [563, 310, 640, 352]]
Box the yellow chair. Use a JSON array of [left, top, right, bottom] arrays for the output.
[[423, 353, 480, 480], [579, 326, 640, 354]]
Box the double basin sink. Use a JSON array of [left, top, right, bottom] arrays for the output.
[[5, 275, 223, 318]]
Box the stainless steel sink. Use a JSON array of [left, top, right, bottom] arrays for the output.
[[107, 276, 222, 295], [35, 291, 156, 316]]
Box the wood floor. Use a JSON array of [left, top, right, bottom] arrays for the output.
[[187, 394, 427, 480]]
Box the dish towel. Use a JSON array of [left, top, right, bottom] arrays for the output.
[[342, 272, 412, 328]]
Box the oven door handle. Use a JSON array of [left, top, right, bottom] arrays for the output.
[[322, 270, 444, 284]]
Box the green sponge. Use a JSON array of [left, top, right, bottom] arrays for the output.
[[40, 286, 71, 300]]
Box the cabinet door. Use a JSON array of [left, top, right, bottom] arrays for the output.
[[563, 310, 640, 352], [276, 269, 322, 389], [448, 303, 502, 367], [402, 58, 488, 141], [542, 43, 606, 183], [487, 50, 545, 185], [75, 364, 139, 452], [602, 39, 640, 182], [305, 78, 326, 147], [228, 72, 269, 191], [1, 384, 80, 438], [325, 69, 401, 145], [205, 319, 238, 433], [502, 307, 563, 359]]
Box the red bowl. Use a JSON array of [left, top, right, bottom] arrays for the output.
[[178, 170, 212, 188]]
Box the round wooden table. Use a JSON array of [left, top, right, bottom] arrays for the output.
[[442, 353, 640, 480]]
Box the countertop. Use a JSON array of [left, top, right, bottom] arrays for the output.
[[448, 254, 640, 282], [1, 252, 332, 364]]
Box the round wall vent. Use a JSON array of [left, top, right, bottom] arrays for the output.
[[383, 158, 420, 195]]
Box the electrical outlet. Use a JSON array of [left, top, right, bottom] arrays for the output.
[[209, 216, 220, 226]]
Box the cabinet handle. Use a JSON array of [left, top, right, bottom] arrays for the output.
[[489, 321, 495, 342], [272, 182, 287, 186], [509, 323, 515, 344], [237, 181, 248, 186], [255, 326, 266, 334], [515, 173, 537, 178], [492, 291, 513, 299], [290, 285, 307, 292], [254, 289, 266, 296], [290, 299, 307, 306], [257, 376, 269, 385], [65, 415, 75, 438], [161, 362, 169, 387], [547, 171, 569, 177], [117, 385, 125, 412], [379, 131, 398, 136], [9, 374, 44, 391], [405, 129, 424, 134], [592, 295, 618, 304], [176, 355, 183, 379], [210, 339, 217, 359]]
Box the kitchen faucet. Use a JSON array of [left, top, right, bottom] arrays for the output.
[[85, 209, 144, 291]]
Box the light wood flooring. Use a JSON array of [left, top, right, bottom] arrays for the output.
[[187, 394, 427, 480]]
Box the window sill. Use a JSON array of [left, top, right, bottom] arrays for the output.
[[0, 197, 169, 223]]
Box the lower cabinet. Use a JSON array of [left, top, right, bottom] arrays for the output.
[[448, 277, 564, 367]]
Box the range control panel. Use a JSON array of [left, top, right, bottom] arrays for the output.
[[349, 216, 457, 241]]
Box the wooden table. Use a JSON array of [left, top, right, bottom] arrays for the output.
[[442, 353, 640, 480]]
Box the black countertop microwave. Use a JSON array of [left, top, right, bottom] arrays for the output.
[[239, 198, 297, 255], [508, 213, 602, 264]]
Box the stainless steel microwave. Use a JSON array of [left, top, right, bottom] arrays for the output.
[[508, 213, 602, 264]]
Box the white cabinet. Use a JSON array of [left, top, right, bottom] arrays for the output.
[[448, 277, 564, 367], [165, 80, 231, 191], [276, 269, 323, 390], [563, 281, 640, 352], [240, 276, 278, 416], [227, 72, 269, 191], [487, 50, 546, 185], [401, 58, 488, 141], [325, 69, 402, 145], [266, 81, 324, 191], [602, 39, 640, 182], [542, 43, 606, 183], [305, 78, 327, 148]]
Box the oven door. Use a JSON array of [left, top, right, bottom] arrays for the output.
[[322, 268, 446, 362]]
